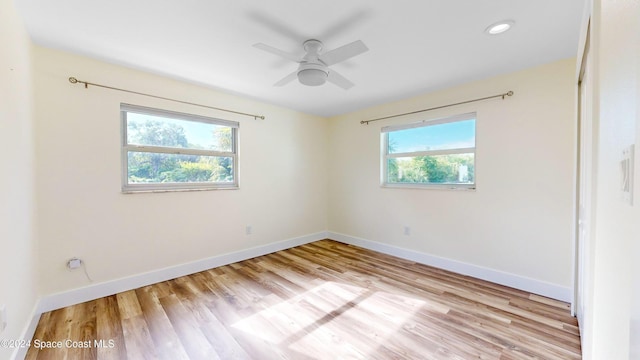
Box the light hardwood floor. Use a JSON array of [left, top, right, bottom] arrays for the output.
[[25, 240, 581, 359]]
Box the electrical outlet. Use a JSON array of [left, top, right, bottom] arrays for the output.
[[403, 226, 411, 236], [0, 304, 7, 333], [67, 258, 82, 270], [246, 226, 252, 235]]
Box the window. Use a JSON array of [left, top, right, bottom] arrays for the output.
[[121, 104, 238, 192], [381, 112, 476, 189]]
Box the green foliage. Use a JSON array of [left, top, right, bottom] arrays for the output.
[[129, 120, 189, 148], [212, 126, 232, 152], [387, 139, 399, 181], [161, 162, 213, 182], [388, 154, 474, 184], [127, 120, 234, 184]]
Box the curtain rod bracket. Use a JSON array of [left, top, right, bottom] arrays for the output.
[[68, 77, 88, 88], [502, 91, 514, 99], [68, 76, 265, 120]]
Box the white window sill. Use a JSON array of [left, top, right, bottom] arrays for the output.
[[122, 186, 239, 194], [381, 183, 476, 191]]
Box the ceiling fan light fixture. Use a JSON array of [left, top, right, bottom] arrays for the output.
[[485, 20, 515, 35], [298, 68, 328, 86]]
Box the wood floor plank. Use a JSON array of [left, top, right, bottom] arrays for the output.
[[158, 294, 217, 360], [116, 291, 143, 320], [25, 240, 581, 359], [119, 315, 158, 360], [135, 287, 191, 360], [95, 296, 126, 359]]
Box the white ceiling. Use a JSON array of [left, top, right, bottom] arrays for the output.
[[16, 0, 585, 117]]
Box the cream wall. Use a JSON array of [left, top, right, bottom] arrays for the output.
[[33, 46, 328, 295], [583, 0, 640, 358], [328, 59, 576, 293], [0, 0, 38, 358]]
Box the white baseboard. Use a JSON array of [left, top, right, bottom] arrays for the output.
[[13, 232, 326, 359], [38, 231, 327, 314], [12, 232, 326, 359], [11, 303, 41, 360], [16, 229, 569, 357], [328, 232, 572, 302]]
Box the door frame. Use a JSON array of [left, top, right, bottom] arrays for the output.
[[574, 18, 592, 330]]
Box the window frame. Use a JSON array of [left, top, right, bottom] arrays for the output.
[[381, 112, 476, 190], [121, 103, 239, 193]]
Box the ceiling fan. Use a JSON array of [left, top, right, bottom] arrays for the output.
[[253, 39, 368, 90]]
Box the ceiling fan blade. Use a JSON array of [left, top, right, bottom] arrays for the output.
[[274, 71, 298, 87], [327, 70, 354, 90], [320, 40, 368, 66], [253, 43, 301, 63], [247, 11, 307, 43], [319, 10, 372, 41]]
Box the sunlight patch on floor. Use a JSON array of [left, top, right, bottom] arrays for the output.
[[232, 281, 426, 359]]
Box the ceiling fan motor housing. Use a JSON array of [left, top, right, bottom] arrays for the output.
[[303, 39, 323, 54]]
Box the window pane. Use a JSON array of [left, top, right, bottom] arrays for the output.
[[126, 112, 233, 152], [127, 151, 234, 184], [388, 119, 475, 154], [387, 153, 474, 184]]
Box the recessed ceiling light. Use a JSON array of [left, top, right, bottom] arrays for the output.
[[485, 20, 515, 35]]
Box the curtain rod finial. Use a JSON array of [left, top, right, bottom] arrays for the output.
[[507, 91, 514, 96], [68, 77, 78, 84]]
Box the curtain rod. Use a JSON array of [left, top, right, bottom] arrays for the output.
[[360, 90, 514, 125], [68, 77, 265, 120]]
